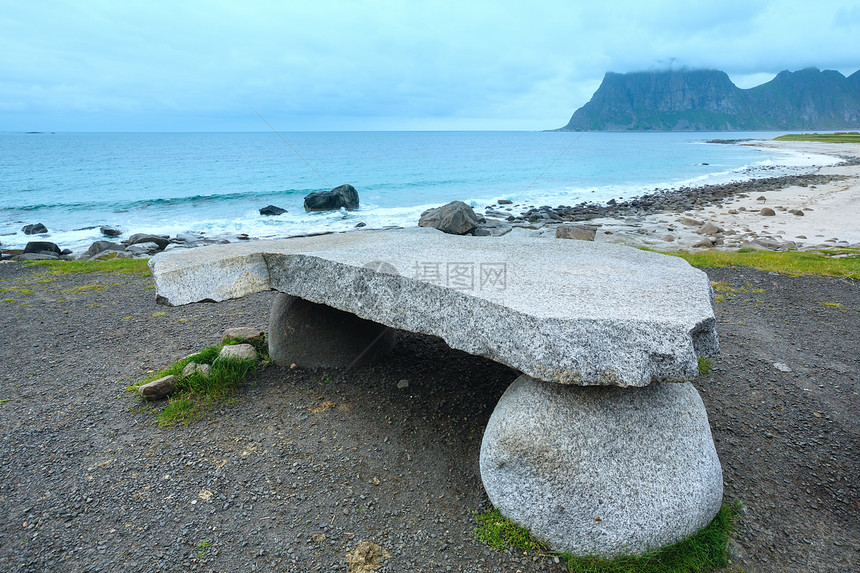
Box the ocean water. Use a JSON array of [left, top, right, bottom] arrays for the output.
[[0, 131, 840, 253]]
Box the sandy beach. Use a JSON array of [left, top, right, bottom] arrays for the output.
[[576, 140, 860, 251]]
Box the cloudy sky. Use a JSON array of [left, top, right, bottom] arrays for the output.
[[2, 0, 858, 132]]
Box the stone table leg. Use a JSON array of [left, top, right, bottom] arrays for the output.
[[268, 293, 396, 369], [479, 374, 723, 557]]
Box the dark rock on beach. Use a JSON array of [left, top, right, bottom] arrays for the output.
[[100, 225, 122, 237], [418, 200, 480, 235], [21, 223, 48, 235], [23, 241, 61, 256], [304, 184, 360, 212], [259, 205, 287, 216], [85, 240, 125, 258], [126, 234, 170, 250]]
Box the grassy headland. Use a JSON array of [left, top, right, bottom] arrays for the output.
[[774, 132, 860, 143]]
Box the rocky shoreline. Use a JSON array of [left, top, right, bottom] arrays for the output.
[[3, 143, 860, 262]]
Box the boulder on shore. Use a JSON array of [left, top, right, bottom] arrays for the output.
[[100, 226, 122, 237], [418, 201, 480, 235], [304, 184, 360, 212], [86, 240, 125, 258], [126, 234, 170, 250], [24, 241, 61, 255], [260, 205, 287, 216]]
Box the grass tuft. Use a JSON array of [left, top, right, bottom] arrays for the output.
[[697, 357, 712, 376], [473, 508, 549, 553], [475, 502, 741, 573], [128, 337, 267, 426]]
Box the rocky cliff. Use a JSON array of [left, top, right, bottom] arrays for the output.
[[559, 67, 860, 131]]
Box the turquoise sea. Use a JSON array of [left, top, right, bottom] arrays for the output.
[[0, 131, 840, 253]]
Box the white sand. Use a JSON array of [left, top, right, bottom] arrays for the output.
[[578, 140, 860, 251]]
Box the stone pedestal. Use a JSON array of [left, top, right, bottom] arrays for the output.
[[268, 293, 395, 369], [480, 375, 723, 557]]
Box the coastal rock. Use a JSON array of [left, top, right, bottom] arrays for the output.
[[100, 226, 122, 237], [89, 250, 132, 261], [268, 293, 395, 369], [555, 224, 596, 241], [126, 242, 163, 257], [304, 184, 359, 212], [473, 221, 512, 237], [86, 240, 125, 258], [218, 343, 258, 362], [760, 207, 776, 216], [790, 209, 805, 216], [12, 253, 59, 261], [222, 327, 265, 345], [150, 228, 719, 387], [418, 201, 479, 235], [22, 223, 48, 235], [138, 375, 177, 400], [480, 375, 723, 556], [260, 205, 287, 216], [24, 241, 61, 256], [498, 199, 513, 205], [697, 222, 722, 236], [678, 217, 702, 227], [127, 234, 170, 250]]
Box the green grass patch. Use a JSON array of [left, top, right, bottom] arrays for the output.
[[697, 357, 712, 376], [63, 283, 107, 294], [2, 298, 15, 303], [774, 132, 860, 143], [129, 336, 269, 426], [0, 286, 35, 295], [473, 508, 549, 553], [0, 398, 9, 405], [24, 258, 151, 276], [671, 249, 860, 279], [818, 301, 844, 310], [475, 502, 741, 573]]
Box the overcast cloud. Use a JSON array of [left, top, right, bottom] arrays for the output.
[[1, 0, 858, 131]]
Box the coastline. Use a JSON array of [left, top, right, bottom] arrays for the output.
[[3, 140, 859, 261], [575, 140, 860, 251]]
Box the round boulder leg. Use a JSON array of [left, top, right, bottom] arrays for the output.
[[268, 293, 395, 369], [479, 375, 723, 557]]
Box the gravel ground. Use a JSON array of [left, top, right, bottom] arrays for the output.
[[0, 260, 857, 572]]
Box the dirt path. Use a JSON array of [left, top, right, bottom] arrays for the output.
[[0, 261, 857, 572]]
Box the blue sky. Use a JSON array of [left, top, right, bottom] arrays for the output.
[[2, 0, 858, 132]]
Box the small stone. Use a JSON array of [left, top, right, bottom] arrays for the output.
[[760, 208, 776, 216], [790, 210, 804, 216], [773, 362, 792, 372], [221, 327, 265, 345], [498, 199, 513, 205], [100, 226, 122, 237], [218, 344, 258, 361], [397, 379, 409, 389], [139, 375, 177, 400]]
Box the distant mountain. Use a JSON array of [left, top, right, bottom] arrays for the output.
[[558, 67, 860, 131]]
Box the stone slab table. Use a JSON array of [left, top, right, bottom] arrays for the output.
[[149, 227, 723, 556]]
